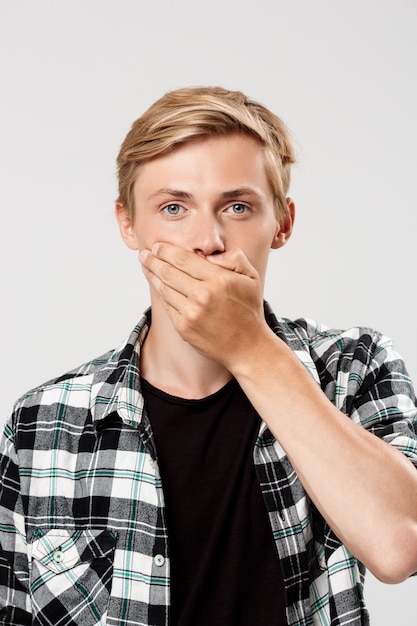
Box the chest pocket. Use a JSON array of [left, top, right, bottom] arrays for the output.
[[29, 528, 116, 626]]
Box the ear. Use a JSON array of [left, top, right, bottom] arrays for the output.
[[271, 197, 295, 249], [115, 202, 139, 250]]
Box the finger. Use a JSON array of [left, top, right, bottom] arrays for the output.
[[141, 255, 190, 311], [150, 242, 218, 280], [142, 256, 211, 338], [140, 251, 193, 311], [140, 249, 199, 297], [205, 247, 258, 279]]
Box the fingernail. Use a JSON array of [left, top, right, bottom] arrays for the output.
[[151, 243, 160, 255]]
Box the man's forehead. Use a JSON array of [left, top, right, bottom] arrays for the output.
[[133, 134, 271, 199]]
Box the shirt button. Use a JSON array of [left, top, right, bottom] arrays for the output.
[[53, 549, 64, 563], [154, 554, 165, 567]]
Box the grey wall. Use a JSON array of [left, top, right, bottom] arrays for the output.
[[1, 1, 416, 622]]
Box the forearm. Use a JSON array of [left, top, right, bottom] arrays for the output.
[[231, 326, 417, 583]]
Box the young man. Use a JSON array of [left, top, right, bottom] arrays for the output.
[[1, 87, 416, 626]]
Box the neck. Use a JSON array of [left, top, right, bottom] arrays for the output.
[[140, 302, 232, 399]]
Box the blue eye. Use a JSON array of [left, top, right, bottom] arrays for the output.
[[163, 204, 182, 215], [229, 203, 248, 214]]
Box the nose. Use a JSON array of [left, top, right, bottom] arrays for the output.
[[191, 213, 225, 257]]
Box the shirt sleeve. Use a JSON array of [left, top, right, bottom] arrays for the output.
[[341, 330, 417, 467], [0, 417, 31, 624]]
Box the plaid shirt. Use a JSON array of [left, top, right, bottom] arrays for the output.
[[1, 304, 416, 626]]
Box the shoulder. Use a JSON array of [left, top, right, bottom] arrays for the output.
[[6, 347, 118, 441], [268, 308, 411, 387], [14, 348, 116, 408], [283, 317, 416, 407], [9, 322, 146, 434], [4, 312, 152, 448], [288, 317, 387, 358], [274, 313, 388, 359], [10, 313, 150, 419], [265, 303, 388, 361]]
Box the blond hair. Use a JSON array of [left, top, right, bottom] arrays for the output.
[[116, 86, 295, 221]]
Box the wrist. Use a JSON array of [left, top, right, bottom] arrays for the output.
[[227, 324, 289, 380]]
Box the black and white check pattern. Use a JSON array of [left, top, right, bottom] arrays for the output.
[[1, 304, 416, 625]]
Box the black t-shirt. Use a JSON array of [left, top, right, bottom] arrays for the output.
[[142, 377, 288, 626]]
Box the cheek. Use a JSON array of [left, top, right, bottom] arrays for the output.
[[246, 227, 275, 255], [132, 216, 160, 251], [244, 233, 275, 275], [134, 220, 190, 252], [156, 214, 199, 243], [244, 244, 271, 273]]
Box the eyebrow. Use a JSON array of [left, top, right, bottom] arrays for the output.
[[148, 187, 263, 201], [149, 188, 193, 200]]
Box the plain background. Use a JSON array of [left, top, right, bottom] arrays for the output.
[[1, 1, 416, 623]]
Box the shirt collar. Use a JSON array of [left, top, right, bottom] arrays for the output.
[[89, 309, 151, 428], [263, 302, 321, 385]]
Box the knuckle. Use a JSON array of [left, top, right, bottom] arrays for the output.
[[194, 287, 210, 308], [186, 306, 198, 324], [216, 273, 229, 292]]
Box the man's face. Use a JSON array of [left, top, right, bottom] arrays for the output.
[[117, 133, 293, 289]]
